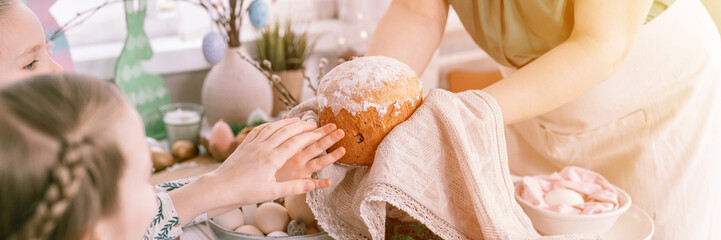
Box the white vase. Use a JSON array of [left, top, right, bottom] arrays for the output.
[[202, 47, 272, 125]]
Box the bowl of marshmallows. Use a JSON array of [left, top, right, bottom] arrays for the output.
[[514, 166, 631, 236], [209, 194, 331, 240]]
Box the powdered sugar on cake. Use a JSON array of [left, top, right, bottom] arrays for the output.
[[317, 56, 422, 117]]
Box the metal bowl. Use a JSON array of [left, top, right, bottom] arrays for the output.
[[332, 162, 369, 168], [208, 219, 333, 240]]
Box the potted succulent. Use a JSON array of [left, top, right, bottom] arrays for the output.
[[254, 20, 314, 115]]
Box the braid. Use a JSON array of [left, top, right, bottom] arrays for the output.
[[10, 138, 92, 240], [0, 74, 127, 240]]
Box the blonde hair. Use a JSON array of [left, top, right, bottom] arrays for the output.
[[0, 0, 14, 12], [0, 74, 127, 239]]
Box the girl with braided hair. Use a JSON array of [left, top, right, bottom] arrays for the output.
[[1, 1, 346, 239], [0, 73, 346, 239]]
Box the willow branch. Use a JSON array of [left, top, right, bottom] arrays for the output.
[[236, 51, 299, 108], [49, 0, 124, 41]]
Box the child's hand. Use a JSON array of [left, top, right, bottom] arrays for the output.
[[205, 117, 344, 208], [275, 116, 345, 182]]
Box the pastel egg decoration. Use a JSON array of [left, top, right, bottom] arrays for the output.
[[234, 225, 264, 235], [202, 32, 227, 65], [248, 0, 269, 29], [208, 119, 236, 160], [213, 208, 245, 230], [171, 140, 199, 161], [255, 202, 290, 234], [267, 231, 289, 237], [287, 219, 306, 236], [150, 147, 173, 171]]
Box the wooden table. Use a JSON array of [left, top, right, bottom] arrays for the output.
[[150, 155, 221, 185]]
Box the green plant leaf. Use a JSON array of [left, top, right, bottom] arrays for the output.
[[253, 19, 313, 71]]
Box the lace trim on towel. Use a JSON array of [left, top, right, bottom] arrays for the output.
[[307, 172, 373, 239], [362, 183, 472, 240], [307, 179, 472, 240]]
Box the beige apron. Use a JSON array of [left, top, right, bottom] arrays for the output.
[[501, 0, 721, 238]]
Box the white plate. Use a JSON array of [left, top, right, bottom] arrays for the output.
[[602, 205, 654, 240]]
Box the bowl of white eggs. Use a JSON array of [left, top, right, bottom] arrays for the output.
[[209, 194, 332, 240], [514, 182, 631, 236]]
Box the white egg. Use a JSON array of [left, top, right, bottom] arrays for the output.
[[284, 194, 317, 227], [213, 208, 244, 230], [255, 202, 290, 234], [267, 231, 289, 237], [544, 189, 584, 207], [234, 225, 264, 235], [241, 204, 258, 226]]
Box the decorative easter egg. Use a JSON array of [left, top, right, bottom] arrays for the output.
[[209, 119, 235, 153], [171, 140, 199, 161], [202, 32, 227, 65], [150, 147, 173, 170], [248, 0, 269, 29], [267, 231, 289, 237], [544, 189, 584, 207], [241, 204, 258, 226], [255, 202, 290, 234], [213, 208, 245, 230], [208, 119, 236, 160], [284, 194, 316, 227], [234, 225, 264, 235], [287, 219, 306, 236]]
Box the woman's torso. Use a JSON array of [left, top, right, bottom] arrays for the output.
[[450, 0, 721, 239], [449, 0, 676, 69]]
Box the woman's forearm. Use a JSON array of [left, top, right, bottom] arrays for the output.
[[484, 0, 653, 125], [366, 0, 449, 75], [484, 36, 630, 125]]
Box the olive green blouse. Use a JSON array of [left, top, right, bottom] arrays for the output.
[[448, 0, 676, 68]]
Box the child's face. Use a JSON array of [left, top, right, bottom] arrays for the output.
[[93, 103, 157, 239], [0, 3, 62, 84]]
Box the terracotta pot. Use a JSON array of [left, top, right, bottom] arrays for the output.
[[271, 70, 305, 115], [202, 47, 272, 125]]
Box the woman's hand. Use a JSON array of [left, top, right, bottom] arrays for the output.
[[205, 117, 345, 208]]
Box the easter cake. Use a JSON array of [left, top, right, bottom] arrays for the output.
[[317, 56, 422, 166]]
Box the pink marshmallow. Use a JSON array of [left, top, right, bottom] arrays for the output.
[[520, 166, 619, 215]]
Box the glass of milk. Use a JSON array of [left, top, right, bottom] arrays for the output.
[[159, 103, 205, 145]]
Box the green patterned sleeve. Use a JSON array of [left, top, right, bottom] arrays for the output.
[[145, 192, 181, 240], [144, 177, 208, 240]]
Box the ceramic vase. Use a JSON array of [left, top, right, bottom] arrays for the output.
[[202, 47, 272, 125]]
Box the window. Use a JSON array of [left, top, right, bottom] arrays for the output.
[[48, 0, 212, 47], [46, 0, 343, 77]]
